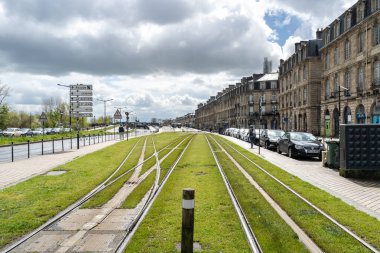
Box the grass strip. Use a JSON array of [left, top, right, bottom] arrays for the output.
[[158, 137, 192, 184], [82, 170, 134, 209], [139, 156, 156, 176], [208, 137, 308, 252], [0, 140, 138, 249], [121, 171, 156, 209], [109, 137, 144, 181], [214, 135, 375, 253], [156, 134, 190, 160], [125, 134, 251, 253]]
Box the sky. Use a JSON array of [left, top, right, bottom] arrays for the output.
[[0, 0, 357, 122]]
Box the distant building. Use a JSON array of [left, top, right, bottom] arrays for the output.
[[263, 57, 272, 74]]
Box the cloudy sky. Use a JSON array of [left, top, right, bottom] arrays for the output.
[[0, 0, 356, 121]]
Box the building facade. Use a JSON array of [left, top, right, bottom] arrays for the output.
[[195, 72, 280, 132], [278, 37, 323, 135], [320, 1, 380, 137]]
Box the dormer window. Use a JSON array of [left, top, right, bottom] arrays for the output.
[[345, 12, 351, 31], [335, 20, 340, 38]]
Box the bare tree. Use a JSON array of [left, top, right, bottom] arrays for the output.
[[0, 82, 9, 105]]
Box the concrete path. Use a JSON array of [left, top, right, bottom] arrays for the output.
[[220, 134, 380, 221]]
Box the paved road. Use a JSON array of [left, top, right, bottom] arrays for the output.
[[220, 134, 380, 221]]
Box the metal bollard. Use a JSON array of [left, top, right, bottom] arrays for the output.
[[27, 140, 30, 158], [42, 139, 44, 155], [53, 138, 55, 154], [11, 142, 14, 162], [62, 137, 64, 152], [181, 188, 195, 253]]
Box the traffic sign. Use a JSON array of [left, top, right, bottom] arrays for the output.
[[70, 102, 93, 107], [71, 113, 93, 118], [39, 112, 47, 122], [70, 96, 93, 102], [114, 109, 122, 119], [71, 107, 93, 112], [70, 84, 92, 90], [70, 90, 93, 96]]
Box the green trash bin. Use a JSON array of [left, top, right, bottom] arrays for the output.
[[326, 141, 340, 169]]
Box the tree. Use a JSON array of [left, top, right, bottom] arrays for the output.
[[0, 82, 9, 106]]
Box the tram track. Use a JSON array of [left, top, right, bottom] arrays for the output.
[[2, 133, 192, 253], [209, 134, 380, 253]]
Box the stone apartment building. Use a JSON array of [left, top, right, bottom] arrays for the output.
[[278, 37, 323, 135], [175, 113, 195, 127], [320, 1, 380, 137], [194, 68, 280, 132]]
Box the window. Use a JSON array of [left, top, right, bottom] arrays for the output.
[[335, 21, 340, 38], [271, 81, 277, 89], [249, 82, 253, 90], [326, 29, 331, 44], [376, 0, 380, 10], [249, 106, 254, 113], [272, 105, 277, 113], [260, 94, 266, 103], [358, 32, 365, 53], [334, 74, 339, 94], [249, 95, 253, 102], [303, 88, 307, 104], [345, 14, 351, 31], [326, 79, 331, 98], [334, 47, 339, 65], [345, 71, 351, 91], [358, 66, 364, 90], [344, 40, 350, 61], [260, 82, 265, 90], [374, 24, 380, 46], [374, 60, 380, 85], [272, 94, 277, 102], [303, 66, 307, 80], [325, 51, 330, 69]]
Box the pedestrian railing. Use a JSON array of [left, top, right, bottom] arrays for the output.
[[0, 130, 149, 163]]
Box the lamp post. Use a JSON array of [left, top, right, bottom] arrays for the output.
[[97, 98, 113, 132], [338, 85, 350, 137], [125, 111, 130, 140]]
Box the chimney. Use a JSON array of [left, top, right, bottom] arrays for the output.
[[316, 28, 323, 40]]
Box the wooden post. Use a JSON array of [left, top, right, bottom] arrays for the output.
[[181, 188, 195, 253]]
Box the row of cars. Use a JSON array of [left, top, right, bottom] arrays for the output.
[[224, 128, 325, 160], [0, 127, 71, 137]]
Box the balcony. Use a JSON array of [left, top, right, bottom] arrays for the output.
[[248, 101, 254, 105], [271, 100, 277, 104], [260, 100, 266, 105], [344, 90, 351, 97]]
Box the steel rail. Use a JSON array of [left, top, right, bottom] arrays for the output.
[[115, 135, 194, 253], [1, 138, 142, 253], [205, 135, 262, 253], [2, 134, 189, 253], [216, 135, 380, 253]]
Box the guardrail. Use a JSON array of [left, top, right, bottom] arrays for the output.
[[0, 130, 147, 164]]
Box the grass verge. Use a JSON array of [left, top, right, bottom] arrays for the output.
[[214, 135, 377, 252], [0, 140, 138, 249], [125, 134, 251, 252]]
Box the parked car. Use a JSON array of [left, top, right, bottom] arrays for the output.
[[20, 128, 34, 137], [51, 128, 62, 134], [238, 129, 249, 140], [32, 128, 43, 135], [44, 128, 53, 134], [254, 129, 264, 145], [2, 128, 22, 137], [277, 132, 324, 160], [259, 129, 285, 149]]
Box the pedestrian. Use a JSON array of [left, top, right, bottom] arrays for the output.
[[249, 126, 256, 148]]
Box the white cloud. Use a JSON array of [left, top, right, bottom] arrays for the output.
[[0, 0, 359, 120]]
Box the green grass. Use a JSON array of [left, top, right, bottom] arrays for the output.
[[109, 137, 144, 181], [82, 170, 134, 209], [121, 171, 156, 209], [156, 134, 190, 160], [125, 134, 251, 253], [158, 137, 192, 184], [208, 136, 308, 252], [0, 140, 138, 248], [213, 135, 376, 253]]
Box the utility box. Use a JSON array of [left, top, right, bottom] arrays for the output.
[[326, 141, 339, 169], [340, 124, 380, 178]]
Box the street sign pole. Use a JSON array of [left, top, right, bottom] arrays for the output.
[[76, 117, 80, 149]]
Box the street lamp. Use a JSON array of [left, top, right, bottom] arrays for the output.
[[97, 98, 113, 131], [338, 85, 350, 137]]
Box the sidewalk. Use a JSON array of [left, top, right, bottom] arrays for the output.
[[0, 140, 120, 190], [220, 134, 380, 221]]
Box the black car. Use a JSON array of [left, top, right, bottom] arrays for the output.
[[277, 132, 324, 159], [259, 129, 285, 149]]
